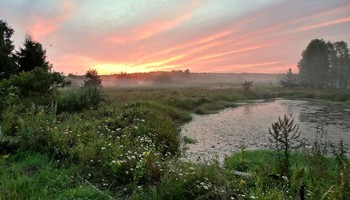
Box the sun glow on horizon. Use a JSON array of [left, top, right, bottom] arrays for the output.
[[3, 1, 349, 75]]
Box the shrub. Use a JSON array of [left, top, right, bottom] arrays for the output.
[[268, 114, 304, 177], [0, 68, 69, 99], [281, 68, 299, 88], [56, 87, 105, 113], [84, 69, 102, 87], [242, 81, 253, 92]]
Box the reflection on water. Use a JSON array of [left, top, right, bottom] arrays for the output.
[[181, 99, 350, 163]]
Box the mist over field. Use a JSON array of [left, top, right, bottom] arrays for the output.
[[1, 1, 350, 199], [66, 72, 284, 88]]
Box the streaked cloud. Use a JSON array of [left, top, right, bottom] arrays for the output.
[[1, 0, 349, 74]]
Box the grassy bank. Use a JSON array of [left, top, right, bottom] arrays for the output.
[[1, 86, 349, 199]]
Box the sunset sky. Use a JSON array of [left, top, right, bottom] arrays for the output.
[[1, 0, 350, 75]]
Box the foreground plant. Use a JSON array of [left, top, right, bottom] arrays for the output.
[[268, 114, 304, 177]]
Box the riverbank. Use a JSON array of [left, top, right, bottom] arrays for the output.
[[1, 86, 349, 199]]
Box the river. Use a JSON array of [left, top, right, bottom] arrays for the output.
[[181, 99, 350, 163]]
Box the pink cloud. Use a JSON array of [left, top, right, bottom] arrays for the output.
[[29, 1, 78, 41], [297, 17, 350, 32]]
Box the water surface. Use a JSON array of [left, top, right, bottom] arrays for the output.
[[181, 99, 350, 162]]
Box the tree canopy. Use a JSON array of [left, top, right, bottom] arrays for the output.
[[84, 69, 102, 87], [15, 34, 51, 72], [328, 41, 350, 89], [0, 20, 16, 79], [0, 19, 69, 101], [298, 39, 329, 88], [298, 39, 350, 89]]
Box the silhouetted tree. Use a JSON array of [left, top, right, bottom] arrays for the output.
[[84, 69, 102, 87], [184, 69, 191, 77], [328, 41, 350, 89], [281, 68, 299, 88], [0, 20, 16, 79], [242, 80, 253, 92], [15, 34, 51, 72], [298, 39, 329, 88]]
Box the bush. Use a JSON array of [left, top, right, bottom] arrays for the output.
[[242, 81, 253, 92], [84, 69, 102, 87], [56, 87, 105, 113], [268, 114, 304, 177], [281, 68, 299, 88], [0, 68, 69, 99]]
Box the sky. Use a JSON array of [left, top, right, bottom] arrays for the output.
[[1, 0, 350, 75]]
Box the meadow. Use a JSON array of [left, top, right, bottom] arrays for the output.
[[1, 84, 350, 199]]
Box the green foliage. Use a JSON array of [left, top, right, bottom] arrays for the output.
[[328, 41, 350, 89], [0, 152, 111, 199], [281, 68, 299, 88], [84, 69, 102, 87], [1, 86, 350, 199], [56, 87, 105, 113], [0, 20, 16, 79], [333, 139, 350, 198], [0, 84, 19, 112], [298, 39, 350, 89], [15, 34, 51, 72], [268, 115, 304, 177], [298, 39, 330, 88], [0, 68, 69, 99], [141, 162, 237, 200]]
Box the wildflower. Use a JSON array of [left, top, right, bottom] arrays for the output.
[[203, 185, 209, 190], [239, 179, 245, 186], [101, 147, 106, 150]]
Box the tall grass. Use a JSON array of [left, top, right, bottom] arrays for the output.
[[1, 86, 349, 199]]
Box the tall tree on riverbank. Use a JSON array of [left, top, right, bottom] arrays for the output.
[[298, 39, 329, 88], [298, 39, 350, 89], [328, 41, 350, 89]]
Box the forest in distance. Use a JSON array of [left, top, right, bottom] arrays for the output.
[[1, 7, 350, 199]]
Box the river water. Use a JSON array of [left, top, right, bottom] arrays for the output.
[[181, 99, 350, 163]]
